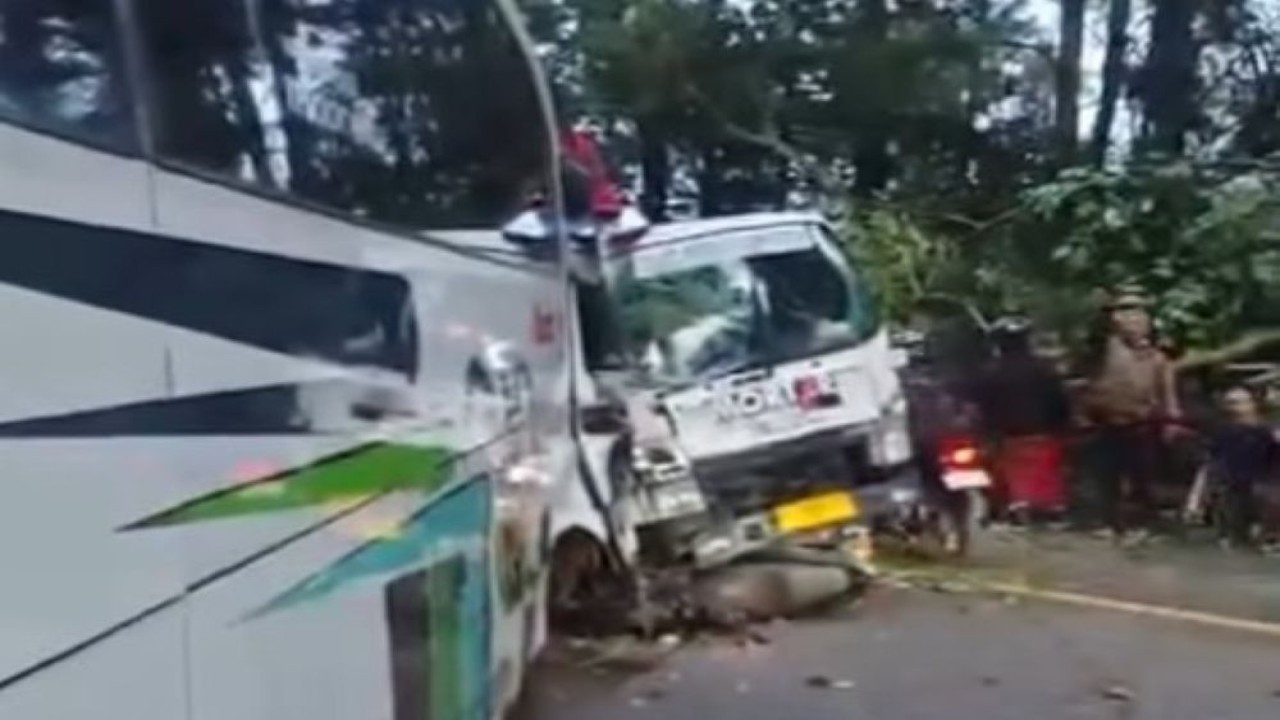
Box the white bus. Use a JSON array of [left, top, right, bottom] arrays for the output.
[[0, 1, 587, 719]]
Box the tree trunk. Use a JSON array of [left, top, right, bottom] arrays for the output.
[[1054, 0, 1086, 165], [638, 119, 669, 222], [1141, 0, 1199, 156], [226, 63, 274, 185], [853, 0, 891, 197], [1090, 0, 1132, 165], [700, 146, 723, 217], [256, 2, 321, 196]]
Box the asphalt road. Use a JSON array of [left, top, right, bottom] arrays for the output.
[[518, 586, 1280, 720]]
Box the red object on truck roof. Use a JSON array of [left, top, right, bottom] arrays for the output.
[[560, 128, 624, 219]]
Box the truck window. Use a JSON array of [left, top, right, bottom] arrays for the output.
[[616, 228, 881, 384]]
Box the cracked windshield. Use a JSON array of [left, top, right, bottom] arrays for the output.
[[4, 0, 1280, 720], [614, 224, 879, 384]]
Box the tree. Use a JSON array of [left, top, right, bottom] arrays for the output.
[[852, 0, 893, 196], [1206, 1, 1280, 158], [513, 0, 1280, 363], [133, 0, 272, 178], [1090, 0, 1131, 165], [1054, 0, 1085, 164], [1138, 0, 1201, 155], [1019, 161, 1280, 348]]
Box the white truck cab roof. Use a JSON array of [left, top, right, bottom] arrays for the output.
[[634, 211, 827, 248]]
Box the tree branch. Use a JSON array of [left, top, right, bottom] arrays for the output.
[[1176, 328, 1280, 371], [685, 83, 840, 196]]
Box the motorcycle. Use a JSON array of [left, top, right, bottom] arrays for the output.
[[888, 311, 998, 556], [924, 433, 992, 555]]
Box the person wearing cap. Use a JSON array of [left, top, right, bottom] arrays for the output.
[[1080, 288, 1182, 540], [977, 316, 1072, 523]]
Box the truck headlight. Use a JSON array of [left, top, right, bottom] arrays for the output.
[[632, 444, 689, 479], [883, 427, 912, 464], [890, 486, 920, 505]]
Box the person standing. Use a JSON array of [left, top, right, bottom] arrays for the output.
[[1080, 288, 1182, 541], [979, 317, 1072, 524], [1207, 385, 1279, 549]]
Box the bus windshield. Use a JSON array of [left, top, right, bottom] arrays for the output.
[[614, 228, 879, 384]]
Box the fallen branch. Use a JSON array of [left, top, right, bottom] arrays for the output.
[[685, 83, 840, 197], [1175, 328, 1280, 371]]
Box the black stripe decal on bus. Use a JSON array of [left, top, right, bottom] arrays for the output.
[[0, 207, 419, 378], [0, 381, 352, 437]]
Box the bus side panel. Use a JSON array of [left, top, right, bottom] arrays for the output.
[[377, 243, 572, 713], [0, 125, 189, 720], [149, 171, 570, 720], [0, 439, 189, 720], [0, 123, 152, 234], [361, 236, 573, 717]]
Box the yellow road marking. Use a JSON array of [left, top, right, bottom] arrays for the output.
[[885, 567, 1280, 640], [986, 582, 1280, 639]]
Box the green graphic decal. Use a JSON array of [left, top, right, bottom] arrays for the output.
[[123, 438, 493, 720], [247, 479, 489, 620], [121, 440, 492, 626], [123, 442, 453, 529]]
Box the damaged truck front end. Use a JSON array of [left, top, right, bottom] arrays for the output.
[[604, 213, 923, 571]]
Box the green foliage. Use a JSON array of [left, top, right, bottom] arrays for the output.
[[522, 0, 1280, 360], [839, 208, 958, 323], [1018, 162, 1280, 348], [834, 158, 1280, 356]]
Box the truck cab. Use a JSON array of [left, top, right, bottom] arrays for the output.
[[601, 213, 918, 564]]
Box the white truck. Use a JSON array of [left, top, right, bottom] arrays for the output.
[[599, 213, 922, 566]]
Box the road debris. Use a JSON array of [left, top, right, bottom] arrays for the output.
[[806, 675, 856, 690], [694, 560, 865, 625], [544, 541, 872, 683], [1099, 683, 1136, 703], [920, 578, 976, 595], [657, 633, 682, 650], [627, 684, 668, 709], [548, 635, 678, 675]]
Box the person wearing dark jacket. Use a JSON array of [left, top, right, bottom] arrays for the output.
[[979, 318, 1072, 522], [1208, 385, 1279, 548]]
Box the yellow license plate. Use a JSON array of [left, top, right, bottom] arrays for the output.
[[773, 491, 860, 533]]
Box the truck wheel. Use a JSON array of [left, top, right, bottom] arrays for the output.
[[547, 530, 631, 636]]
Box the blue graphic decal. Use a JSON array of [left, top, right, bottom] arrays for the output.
[[247, 478, 491, 620]]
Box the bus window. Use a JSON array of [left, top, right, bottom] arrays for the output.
[[0, 0, 135, 149], [135, 0, 552, 230]]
